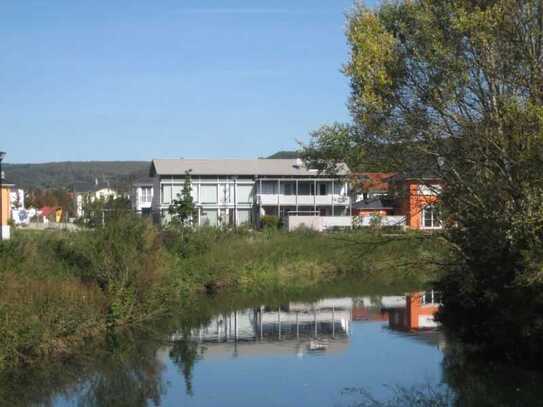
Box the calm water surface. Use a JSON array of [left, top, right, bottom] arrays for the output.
[[5, 287, 543, 406]]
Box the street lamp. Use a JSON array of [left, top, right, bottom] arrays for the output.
[[0, 151, 6, 240]]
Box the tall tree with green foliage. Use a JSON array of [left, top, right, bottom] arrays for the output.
[[316, 0, 543, 363], [301, 123, 365, 173], [169, 170, 196, 226]]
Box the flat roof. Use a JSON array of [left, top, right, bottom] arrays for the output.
[[352, 198, 394, 210], [150, 159, 349, 177], [0, 178, 14, 187]]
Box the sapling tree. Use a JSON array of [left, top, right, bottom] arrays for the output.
[[168, 170, 197, 227]]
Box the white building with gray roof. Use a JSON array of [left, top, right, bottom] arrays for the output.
[[149, 158, 351, 227]]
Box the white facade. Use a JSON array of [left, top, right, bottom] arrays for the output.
[[150, 159, 352, 227], [155, 176, 258, 226], [131, 184, 154, 214], [9, 188, 24, 209], [76, 188, 120, 218]]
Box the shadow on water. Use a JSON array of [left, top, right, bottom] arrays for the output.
[[0, 331, 167, 407], [3, 278, 543, 406], [340, 350, 543, 407]]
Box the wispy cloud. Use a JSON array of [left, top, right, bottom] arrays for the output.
[[175, 8, 335, 15]]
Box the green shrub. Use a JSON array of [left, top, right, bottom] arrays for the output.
[[259, 215, 281, 229]]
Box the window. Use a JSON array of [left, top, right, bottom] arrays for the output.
[[191, 184, 199, 202], [161, 184, 172, 204], [298, 182, 312, 195], [237, 185, 254, 203], [281, 182, 295, 196], [172, 185, 183, 201], [237, 209, 252, 225], [261, 182, 277, 194], [201, 185, 218, 203], [201, 209, 218, 226], [141, 187, 152, 203], [422, 205, 442, 229], [319, 183, 327, 195]]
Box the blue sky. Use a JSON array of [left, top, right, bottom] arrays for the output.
[[0, 0, 376, 163]]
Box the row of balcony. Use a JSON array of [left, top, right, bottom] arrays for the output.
[[257, 194, 350, 206]]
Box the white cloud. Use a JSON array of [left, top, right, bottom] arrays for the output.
[[175, 7, 333, 15]]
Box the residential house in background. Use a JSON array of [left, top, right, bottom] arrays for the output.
[[76, 187, 119, 218], [130, 179, 154, 215], [9, 187, 30, 226], [351, 173, 396, 223], [149, 158, 351, 227], [9, 188, 24, 210], [351, 172, 443, 230], [0, 174, 13, 240], [391, 174, 443, 230]]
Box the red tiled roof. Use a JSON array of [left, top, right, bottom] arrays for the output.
[[352, 172, 396, 192], [40, 207, 58, 217]]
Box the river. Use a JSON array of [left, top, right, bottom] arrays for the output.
[[3, 285, 543, 406]]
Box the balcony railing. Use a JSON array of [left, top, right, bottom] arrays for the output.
[[257, 194, 350, 206]]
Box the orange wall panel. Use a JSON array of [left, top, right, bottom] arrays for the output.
[[0, 187, 10, 225]]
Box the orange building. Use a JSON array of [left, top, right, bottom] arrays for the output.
[[0, 177, 13, 240], [393, 176, 443, 230], [352, 172, 443, 230]]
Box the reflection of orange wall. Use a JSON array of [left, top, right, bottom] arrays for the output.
[[388, 292, 440, 330], [1, 186, 10, 225], [406, 293, 439, 329], [396, 181, 440, 229]]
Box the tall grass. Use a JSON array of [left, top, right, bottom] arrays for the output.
[[173, 227, 444, 297]]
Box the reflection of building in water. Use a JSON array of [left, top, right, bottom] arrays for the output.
[[169, 295, 444, 358], [351, 296, 405, 321], [169, 298, 358, 358], [386, 291, 441, 331], [179, 298, 354, 345]]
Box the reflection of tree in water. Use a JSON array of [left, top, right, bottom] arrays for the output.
[[169, 327, 205, 397], [441, 343, 543, 407], [0, 331, 167, 407], [339, 342, 543, 406]]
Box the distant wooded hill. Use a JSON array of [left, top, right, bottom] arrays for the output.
[[266, 151, 300, 159], [3, 161, 150, 192], [3, 152, 301, 191]]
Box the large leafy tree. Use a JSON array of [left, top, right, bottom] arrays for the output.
[[342, 0, 543, 362]]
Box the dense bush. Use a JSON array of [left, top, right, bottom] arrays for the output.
[[0, 215, 175, 370], [259, 215, 281, 229]]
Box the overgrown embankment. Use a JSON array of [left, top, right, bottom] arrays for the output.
[[0, 216, 446, 371]]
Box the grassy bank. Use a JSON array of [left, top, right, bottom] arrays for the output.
[[0, 216, 446, 371]]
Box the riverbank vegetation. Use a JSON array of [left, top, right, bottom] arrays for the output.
[[0, 215, 445, 371]]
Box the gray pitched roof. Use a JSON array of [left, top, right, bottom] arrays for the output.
[[150, 159, 350, 177]]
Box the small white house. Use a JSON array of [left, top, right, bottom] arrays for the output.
[[131, 180, 154, 215], [76, 188, 119, 218]]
